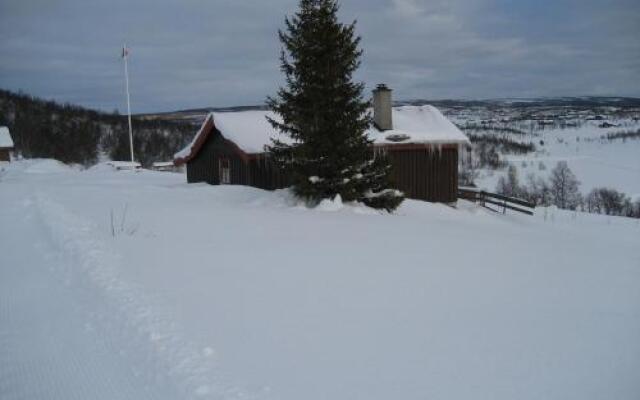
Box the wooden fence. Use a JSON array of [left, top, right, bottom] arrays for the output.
[[458, 187, 536, 215]]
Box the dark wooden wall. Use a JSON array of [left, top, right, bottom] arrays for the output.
[[248, 156, 291, 190], [186, 131, 459, 203], [186, 130, 290, 189], [186, 131, 248, 185], [0, 149, 10, 162], [386, 147, 458, 203]]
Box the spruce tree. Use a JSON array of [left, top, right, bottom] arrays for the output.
[[267, 0, 403, 211]]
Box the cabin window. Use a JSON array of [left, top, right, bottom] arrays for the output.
[[219, 157, 231, 184]]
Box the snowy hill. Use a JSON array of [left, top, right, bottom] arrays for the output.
[[474, 122, 640, 199], [0, 88, 194, 167], [0, 160, 638, 400], [441, 101, 640, 202]]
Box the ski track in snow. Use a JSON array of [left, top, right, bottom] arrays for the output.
[[2, 161, 639, 400], [0, 185, 256, 400], [1, 190, 163, 400]]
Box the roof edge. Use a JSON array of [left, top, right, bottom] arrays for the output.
[[173, 113, 215, 166], [173, 113, 254, 166]]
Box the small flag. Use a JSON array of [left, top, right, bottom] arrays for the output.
[[122, 46, 129, 58]]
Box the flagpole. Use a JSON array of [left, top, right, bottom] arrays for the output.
[[123, 43, 134, 163]]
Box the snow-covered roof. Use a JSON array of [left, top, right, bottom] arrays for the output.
[[174, 105, 469, 163], [152, 161, 175, 167], [106, 161, 142, 170], [0, 126, 14, 148], [214, 110, 292, 154], [173, 111, 282, 164], [368, 105, 470, 145]]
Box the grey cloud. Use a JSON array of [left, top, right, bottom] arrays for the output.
[[0, 0, 638, 112]]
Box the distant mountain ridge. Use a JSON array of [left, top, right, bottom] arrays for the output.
[[140, 96, 640, 123], [404, 97, 640, 108]]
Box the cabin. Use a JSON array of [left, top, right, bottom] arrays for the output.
[[0, 126, 14, 162], [174, 85, 470, 203]]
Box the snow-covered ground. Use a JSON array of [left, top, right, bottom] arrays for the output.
[[472, 121, 640, 199], [1, 159, 639, 400]]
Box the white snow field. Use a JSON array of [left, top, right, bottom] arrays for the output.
[[1, 159, 639, 400], [473, 122, 640, 199]]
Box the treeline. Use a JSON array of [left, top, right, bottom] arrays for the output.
[[461, 124, 528, 135], [459, 134, 536, 174], [602, 129, 640, 142], [0, 89, 194, 167], [103, 119, 194, 166], [496, 162, 640, 218], [467, 134, 535, 154]]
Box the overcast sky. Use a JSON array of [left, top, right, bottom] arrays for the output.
[[1, 0, 639, 113]]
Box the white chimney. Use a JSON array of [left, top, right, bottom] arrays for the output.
[[373, 84, 393, 131]]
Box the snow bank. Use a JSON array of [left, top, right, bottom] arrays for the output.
[[87, 162, 119, 173], [21, 159, 73, 174], [316, 194, 344, 211], [87, 161, 142, 172]]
